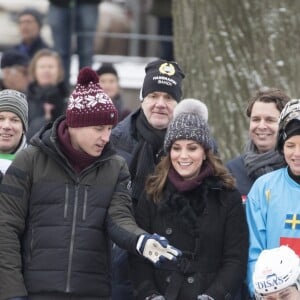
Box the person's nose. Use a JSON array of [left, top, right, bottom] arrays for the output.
[[179, 148, 189, 159], [257, 119, 267, 128], [294, 145, 300, 156], [1, 119, 12, 129], [155, 96, 167, 107], [101, 128, 111, 143]]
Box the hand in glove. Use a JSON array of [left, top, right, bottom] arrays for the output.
[[197, 295, 215, 300], [145, 294, 166, 300], [136, 233, 181, 266]]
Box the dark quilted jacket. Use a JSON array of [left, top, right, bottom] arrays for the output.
[[0, 116, 145, 300]]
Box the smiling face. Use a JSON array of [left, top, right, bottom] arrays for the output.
[[170, 139, 206, 180], [141, 92, 177, 129], [68, 125, 112, 157], [0, 111, 24, 154], [249, 101, 281, 153], [283, 135, 300, 176]]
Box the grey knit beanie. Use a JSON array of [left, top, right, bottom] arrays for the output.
[[164, 98, 212, 152], [0, 89, 28, 131]]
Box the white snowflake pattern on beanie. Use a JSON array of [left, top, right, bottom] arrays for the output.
[[66, 67, 118, 127]]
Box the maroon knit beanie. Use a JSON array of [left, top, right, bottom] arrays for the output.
[[66, 67, 118, 127]]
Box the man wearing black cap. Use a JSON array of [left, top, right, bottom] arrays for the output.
[[14, 8, 49, 59], [110, 59, 185, 300], [0, 49, 30, 93], [111, 59, 185, 190]]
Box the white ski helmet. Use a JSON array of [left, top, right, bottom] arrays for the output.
[[253, 246, 300, 298]]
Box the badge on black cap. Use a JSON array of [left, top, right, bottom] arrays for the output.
[[159, 63, 176, 76]]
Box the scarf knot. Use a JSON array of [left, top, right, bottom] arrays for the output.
[[243, 140, 285, 180]]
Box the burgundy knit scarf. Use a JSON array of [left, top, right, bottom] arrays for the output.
[[168, 161, 214, 192]]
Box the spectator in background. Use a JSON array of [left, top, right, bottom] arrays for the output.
[[48, 0, 102, 86], [150, 0, 174, 61], [96, 63, 131, 122], [227, 87, 290, 201], [14, 8, 49, 59], [26, 49, 69, 135], [26, 87, 68, 141], [0, 89, 28, 179], [0, 49, 30, 93]]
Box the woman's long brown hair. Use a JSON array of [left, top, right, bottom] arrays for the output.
[[145, 149, 236, 203]]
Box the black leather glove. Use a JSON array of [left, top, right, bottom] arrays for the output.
[[7, 297, 28, 300], [136, 233, 181, 266]]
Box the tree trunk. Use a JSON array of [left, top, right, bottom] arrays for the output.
[[173, 0, 300, 161]]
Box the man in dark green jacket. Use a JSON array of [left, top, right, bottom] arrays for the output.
[[0, 67, 180, 300]]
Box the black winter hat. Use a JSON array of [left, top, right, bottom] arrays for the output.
[[96, 63, 118, 78], [284, 120, 300, 141], [140, 59, 185, 102], [277, 99, 300, 152], [1, 49, 29, 69]]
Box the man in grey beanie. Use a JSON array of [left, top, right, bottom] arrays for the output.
[[0, 89, 28, 177]]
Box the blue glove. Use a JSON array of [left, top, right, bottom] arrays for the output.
[[136, 233, 181, 266], [145, 294, 165, 300], [197, 295, 215, 300]]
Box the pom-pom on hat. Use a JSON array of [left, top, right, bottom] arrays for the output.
[[164, 98, 212, 152], [180, 98, 209, 122], [66, 67, 118, 128], [140, 59, 185, 102]]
